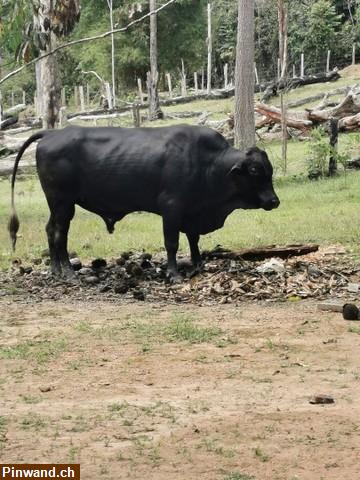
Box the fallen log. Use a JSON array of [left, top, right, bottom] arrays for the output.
[[307, 88, 360, 123], [0, 116, 18, 130], [262, 69, 340, 101], [339, 112, 360, 131], [203, 244, 319, 261], [255, 102, 313, 132]]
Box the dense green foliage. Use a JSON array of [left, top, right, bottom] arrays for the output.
[[0, 0, 359, 98]]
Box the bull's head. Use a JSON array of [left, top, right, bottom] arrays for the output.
[[229, 146, 280, 211]]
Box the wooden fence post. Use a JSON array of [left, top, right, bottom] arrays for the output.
[[105, 82, 113, 110], [61, 88, 66, 107], [300, 53, 304, 78], [74, 86, 79, 109], [132, 103, 141, 127], [194, 72, 198, 94], [328, 117, 338, 176], [326, 50, 331, 74], [181, 59, 187, 97], [79, 86, 85, 111], [11, 91, 15, 107], [86, 84, 90, 108], [224, 63, 229, 89], [352, 44, 356, 65], [254, 63, 259, 85], [201, 66, 205, 91], [166, 73, 172, 98], [292, 64, 296, 78], [137, 78, 144, 104], [22, 90, 26, 105]]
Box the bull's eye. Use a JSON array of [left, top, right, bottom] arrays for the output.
[[249, 166, 259, 176]]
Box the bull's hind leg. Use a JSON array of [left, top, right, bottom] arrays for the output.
[[46, 201, 75, 278], [186, 233, 202, 268]]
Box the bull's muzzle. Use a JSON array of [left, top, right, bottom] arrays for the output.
[[262, 196, 280, 211]]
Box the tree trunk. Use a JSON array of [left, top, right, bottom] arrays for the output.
[[33, 2, 61, 129], [107, 0, 116, 107], [148, 0, 163, 120], [206, 2, 212, 95], [234, 0, 255, 149]]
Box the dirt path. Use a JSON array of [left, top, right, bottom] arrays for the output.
[[0, 298, 359, 480]]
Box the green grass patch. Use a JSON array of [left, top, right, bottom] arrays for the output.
[[164, 313, 222, 343], [348, 326, 360, 335], [0, 416, 7, 450], [0, 337, 69, 364], [224, 474, 255, 480]]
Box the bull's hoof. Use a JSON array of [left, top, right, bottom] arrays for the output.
[[166, 271, 183, 284], [61, 268, 76, 281]]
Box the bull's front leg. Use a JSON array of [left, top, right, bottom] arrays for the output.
[[162, 216, 182, 283]]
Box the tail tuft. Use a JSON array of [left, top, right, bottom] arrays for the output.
[[8, 213, 19, 251]]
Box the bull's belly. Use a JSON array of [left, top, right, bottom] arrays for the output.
[[181, 211, 229, 235]]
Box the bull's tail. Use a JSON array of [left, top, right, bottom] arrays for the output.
[[8, 132, 46, 251]]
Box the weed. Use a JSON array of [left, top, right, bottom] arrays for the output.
[[0, 416, 7, 450], [20, 395, 40, 404], [254, 446, 270, 462], [20, 413, 47, 431], [165, 313, 222, 344], [348, 326, 360, 335], [224, 474, 254, 480], [73, 321, 93, 333], [67, 446, 80, 463], [0, 337, 68, 364]]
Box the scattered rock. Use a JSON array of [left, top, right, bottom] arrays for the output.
[[41, 249, 50, 258], [91, 258, 107, 269], [32, 258, 42, 266], [70, 258, 82, 271], [342, 303, 360, 320], [121, 251, 132, 261], [115, 257, 126, 266], [347, 283, 359, 293], [133, 289, 145, 301], [83, 276, 99, 285], [39, 385, 53, 393], [114, 280, 129, 294], [125, 261, 143, 277], [78, 267, 93, 276], [19, 266, 32, 275], [309, 394, 335, 405], [256, 258, 285, 274]]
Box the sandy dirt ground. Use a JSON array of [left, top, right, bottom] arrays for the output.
[[0, 296, 360, 480]]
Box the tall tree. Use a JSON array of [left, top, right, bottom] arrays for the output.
[[148, 0, 162, 120], [33, 0, 80, 128], [234, 0, 255, 149]]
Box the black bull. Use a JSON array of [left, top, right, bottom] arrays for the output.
[[9, 125, 280, 280]]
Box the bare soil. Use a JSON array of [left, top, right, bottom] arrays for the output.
[[1, 295, 360, 480]]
